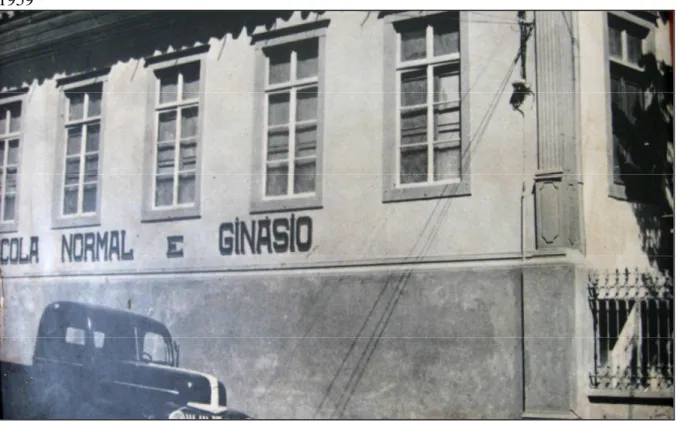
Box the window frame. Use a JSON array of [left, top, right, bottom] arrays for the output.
[[141, 46, 208, 223], [52, 70, 109, 230], [0, 89, 27, 234], [383, 11, 471, 203], [250, 20, 329, 215], [603, 11, 656, 200]]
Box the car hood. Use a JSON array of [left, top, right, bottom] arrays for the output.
[[118, 360, 227, 414]]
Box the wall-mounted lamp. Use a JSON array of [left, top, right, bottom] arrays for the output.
[[510, 78, 533, 113]]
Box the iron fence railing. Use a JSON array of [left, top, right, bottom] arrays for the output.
[[588, 268, 674, 392]]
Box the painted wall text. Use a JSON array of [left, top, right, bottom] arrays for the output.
[[0, 236, 39, 265], [61, 230, 135, 263], [219, 214, 312, 256]]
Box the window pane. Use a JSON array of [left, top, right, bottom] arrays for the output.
[[608, 25, 622, 59], [434, 65, 460, 103], [144, 332, 169, 363], [159, 70, 179, 104], [613, 134, 624, 180], [0, 106, 6, 135], [177, 174, 196, 204], [0, 144, 3, 165], [84, 155, 98, 183], [156, 144, 175, 174], [433, 145, 461, 181], [610, 76, 623, 110], [269, 51, 291, 84], [6, 139, 19, 166], [434, 104, 460, 142], [67, 126, 82, 156], [155, 176, 174, 206], [267, 128, 289, 161], [182, 63, 200, 101], [180, 140, 197, 171], [158, 111, 177, 142], [181, 107, 199, 139], [86, 124, 100, 152], [82, 184, 97, 213], [94, 332, 105, 349], [87, 91, 102, 117], [295, 124, 317, 158], [626, 32, 643, 65], [433, 20, 459, 56], [297, 40, 319, 79], [65, 327, 86, 345], [624, 80, 643, 124], [8, 102, 20, 133], [268, 93, 290, 126], [68, 92, 85, 121], [400, 145, 428, 184], [296, 87, 318, 122], [401, 108, 427, 145], [3, 195, 15, 221], [265, 163, 288, 197], [5, 168, 17, 193], [401, 70, 427, 107], [400, 26, 427, 61], [65, 158, 80, 185], [294, 159, 316, 194], [63, 186, 78, 215]]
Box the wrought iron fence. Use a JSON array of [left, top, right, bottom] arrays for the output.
[[588, 268, 674, 392]]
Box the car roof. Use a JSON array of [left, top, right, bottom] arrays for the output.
[[45, 301, 171, 335]]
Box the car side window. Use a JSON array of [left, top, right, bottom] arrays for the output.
[[60, 322, 88, 363], [142, 332, 170, 364], [65, 327, 86, 345], [93, 331, 105, 349]]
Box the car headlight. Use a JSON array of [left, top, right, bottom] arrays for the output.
[[168, 409, 187, 419]]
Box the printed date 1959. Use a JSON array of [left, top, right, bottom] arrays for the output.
[[1, 0, 34, 6]]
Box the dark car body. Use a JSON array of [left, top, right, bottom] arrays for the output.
[[29, 301, 251, 419]]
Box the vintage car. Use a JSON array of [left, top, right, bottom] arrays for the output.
[[30, 301, 252, 419]]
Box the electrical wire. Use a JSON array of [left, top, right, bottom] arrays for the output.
[[329, 51, 522, 419]]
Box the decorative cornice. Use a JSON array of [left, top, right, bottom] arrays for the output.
[[0, 86, 29, 100], [55, 67, 111, 87], [250, 18, 330, 44], [144, 44, 211, 67]]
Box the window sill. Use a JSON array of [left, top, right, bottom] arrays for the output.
[[52, 214, 101, 230], [383, 180, 471, 203], [588, 388, 674, 401], [0, 221, 18, 234], [250, 195, 322, 215], [141, 206, 201, 223], [608, 182, 628, 201]]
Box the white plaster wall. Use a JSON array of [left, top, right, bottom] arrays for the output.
[[1, 11, 537, 277], [577, 11, 671, 272]]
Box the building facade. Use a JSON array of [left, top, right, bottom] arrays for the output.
[[0, 10, 673, 419]]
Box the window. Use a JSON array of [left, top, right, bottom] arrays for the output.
[[65, 326, 86, 346], [250, 20, 328, 214], [0, 100, 21, 230], [383, 12, 470, 203], [63, 86, 102, 216], [153, 63, 199, 208], [265, 40, 319, 198], [141, 331, 173, 365], [588, 269, 673, 395], [142, 47, 207, 222], [606, 12, 653, 198], [53, 71, 107, 230]]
